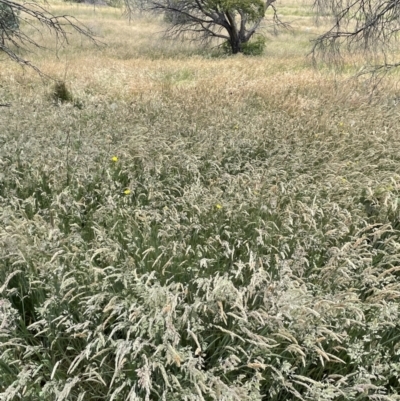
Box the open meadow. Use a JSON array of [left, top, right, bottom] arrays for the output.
[[2, 2, 400, 400]]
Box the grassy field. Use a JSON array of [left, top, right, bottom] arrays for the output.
[[2, 2, 400, 400]]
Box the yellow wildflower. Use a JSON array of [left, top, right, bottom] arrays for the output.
[[111, 156, 118, 162], [124, 189, 131, 195], [215, 204, 222, 209]]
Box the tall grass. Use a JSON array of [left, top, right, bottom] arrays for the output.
[[2, 1, 400, 400]]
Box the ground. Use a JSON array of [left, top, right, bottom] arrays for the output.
[[1, 2, 400, 400]]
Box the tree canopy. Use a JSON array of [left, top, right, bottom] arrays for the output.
[[141, 0, 284, 54]]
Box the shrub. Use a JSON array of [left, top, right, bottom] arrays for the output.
[[241, 35, 266, 55], [52, 81, 74, 104], [221, 35, 266, 56]]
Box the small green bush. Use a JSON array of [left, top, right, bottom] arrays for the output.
[[241, 35, 266, 55], [51, 81, 84, 108], [222, 35, 266, 56], [52, 81, 74, 104], [221, 39, 232, 54]]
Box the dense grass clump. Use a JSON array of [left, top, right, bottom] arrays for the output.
[[52, 81, 74, 104], [2, 1, 400, 400]]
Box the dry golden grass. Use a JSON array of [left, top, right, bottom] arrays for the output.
[[1, 0, 399, 121], [3, 2, 400, 400], [0, 0, 346, 102]]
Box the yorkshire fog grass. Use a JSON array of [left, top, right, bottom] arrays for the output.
[[2, 2, 400, 400]]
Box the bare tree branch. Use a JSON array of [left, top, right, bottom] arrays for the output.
[[0, 0, 97, 75], [312, 0, 400, 71]]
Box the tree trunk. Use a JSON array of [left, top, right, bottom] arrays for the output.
[[225, 12, 242, 54], [230, 38, 242, 54]]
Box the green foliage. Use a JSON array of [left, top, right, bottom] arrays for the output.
[[161, 0, 266, 54], [206, 0, 265, 21], [52, 81, 74, 104], [51, 81, 84, 109], [221, 39, 232, 54], [163, 0, 265, 24], [241, 34, 265, 55], [222, 35, 266, 55], [0, 1, 19, 42]]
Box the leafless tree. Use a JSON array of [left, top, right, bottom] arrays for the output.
[[136, 0, 286, 54], [312, 0, 400, 71], [0, 0, 95, 73]]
